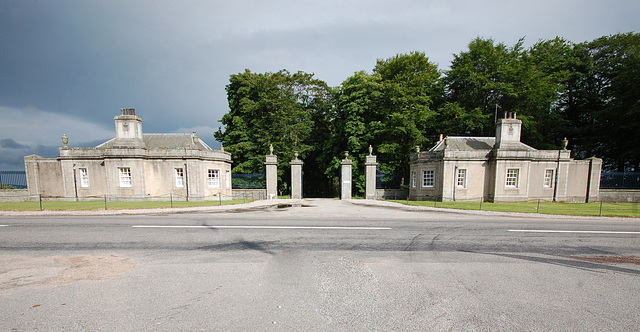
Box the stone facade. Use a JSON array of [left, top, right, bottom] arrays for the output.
[[24, 109, 232, 201], [409, 113, 602, 203]]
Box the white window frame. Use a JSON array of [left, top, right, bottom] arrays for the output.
[[207, 169, 220, 188], [411, 170, 417, 188], [505, 168, 519, 188], [175, 168, 184, 188], [543, 169, 554, 188], [79, 167, 89, 188], [456, 168, 467, 188], [118, 167, 132, 188], [421, 169, 435, 188], [225, 170, 231, 189]]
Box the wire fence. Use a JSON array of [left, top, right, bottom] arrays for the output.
[[232, 173, 265, 189], [600, 172, 640, 189], [0, 192, 265, 211], [0, 170, 27, 189], [376, 172, 404, 189], [393, 196, 638, 217]]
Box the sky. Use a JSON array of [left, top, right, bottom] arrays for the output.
[[1, 0, 639, 170]]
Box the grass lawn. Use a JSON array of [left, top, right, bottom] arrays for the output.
[[390, 200, 640, 218], [0, 199, 256, 211]]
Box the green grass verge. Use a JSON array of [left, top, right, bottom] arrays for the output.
[[0, 199, 256, 211], [390, 200, 640, 218]]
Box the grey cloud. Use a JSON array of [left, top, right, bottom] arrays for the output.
[[0, 138, 29, 149]]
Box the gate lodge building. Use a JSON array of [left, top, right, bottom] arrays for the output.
[[409, 113, 602, 203], [24, 109, 233, 201]]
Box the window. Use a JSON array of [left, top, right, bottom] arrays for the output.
[[175, 168, 184, 188], [544, 169, 554, 188], [411, 171, 417, 188], [225, 170, 231, 189], [506, 168, 519, 188], [79, 168, 89, 187], [456, 168, 467, 188], [207, 169, 220, 188], [422, 170, 434, 188], [118, 167, 132, 187]]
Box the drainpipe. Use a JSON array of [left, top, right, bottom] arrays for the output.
[[73, 164, 78, 201], [553, 150, 561, 202], [184, 162, 189, 202], [453, 165, 458, 202], [585, 158, 594, 203]]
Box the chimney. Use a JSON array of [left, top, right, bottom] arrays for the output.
[[113, 108, 145, 148], [495, 112, 522, 149]]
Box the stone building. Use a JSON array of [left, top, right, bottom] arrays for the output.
[[409, 113, 602, 203], [24, 109, 232, 201]]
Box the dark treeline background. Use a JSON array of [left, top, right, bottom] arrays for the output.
[[215, 32, 640, 197]]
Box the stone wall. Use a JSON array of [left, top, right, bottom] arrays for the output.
[[232, 189, 267, 200], [599, 189, 640, 203]]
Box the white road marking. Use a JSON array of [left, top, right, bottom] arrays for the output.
[[509, 229, 640, 235], [133, 225, 391, 230], [0, 225, 8, 227]]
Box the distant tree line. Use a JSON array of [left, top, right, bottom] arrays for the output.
[[215, 32, 640, 197]]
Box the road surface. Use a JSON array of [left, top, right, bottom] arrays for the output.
[[1, 199, 639, 331]]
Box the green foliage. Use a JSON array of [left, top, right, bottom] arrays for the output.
[[215, 69, 333, 194], [327, 52, 442, 194], [444, 37, 566, 148], [215, 32, 640, 196]]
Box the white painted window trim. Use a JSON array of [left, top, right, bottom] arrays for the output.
[[421, 169, 435, 188], [225, 170, 231, 189], [411, 170, 417, 188], [175, 168, 184, 188], [118, 167, 132, 188], [456, 168, 467, 189], [543, 168, 554, 188], [505, 168, 520, 188], [207, 168, 221, 188], [79, 167, 90, 188]]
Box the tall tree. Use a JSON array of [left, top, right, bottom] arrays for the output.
[[572, 33, 640, 170], [444, 37, 563, 148], [328, 52, 442, 194], [215, 69, 332, 193]]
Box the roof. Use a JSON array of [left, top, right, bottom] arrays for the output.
[[96, 133, 213, 150], [429, 137, 536, 152]]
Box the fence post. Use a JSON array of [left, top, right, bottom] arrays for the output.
[[39, 194, 42, 211], [537, 199, 541, 214], [243, 192, 246, 204], [104, 195, 107, 210], [599, 200, 603, 217], [170, 193, 173, 208], [479, 197, 483, 211], [219, 193, 222, 206]]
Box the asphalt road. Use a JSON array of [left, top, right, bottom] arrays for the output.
[[1, 199, 639, 331]]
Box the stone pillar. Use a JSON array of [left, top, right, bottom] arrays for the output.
[[265, 145, 278, 199], [340, 152, 353, 200], [290, 152, 303, 199], [365, 145, 378, 200]]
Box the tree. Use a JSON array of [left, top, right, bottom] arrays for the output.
[[215, 69, 332, 193], [569, 33, 640, 170], [444, 37, 564, 148], [328, 52, 442, 194]]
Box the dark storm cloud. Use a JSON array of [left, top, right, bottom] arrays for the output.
[[1, 0, 639, 170], [0, 139, 28, 149]]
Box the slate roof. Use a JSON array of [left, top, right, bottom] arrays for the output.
[[96, 133, 212, 150], [429, 137, 535, 152]]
